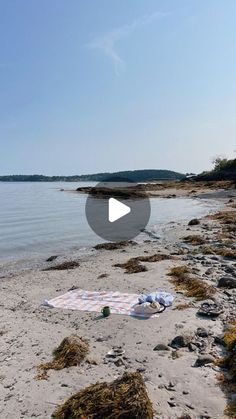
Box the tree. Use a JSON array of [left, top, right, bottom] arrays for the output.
[[212, 155, 228, 171]]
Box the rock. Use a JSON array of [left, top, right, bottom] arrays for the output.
[[167, 401, 176, 407], [68, 285, 78, 291], [194, 355, 215, 367], [188, 343, 198, 352], [165, 385, 176, 392], [204, 261, 212, 266], [197, 302, 224, 317], [188, 218, 200, 226], [218, 276, 236, 289], [137, 366, 146, 372], [171, 350, 182, 359], [96, 335, 111, 342], [114, 358, 125, 367], [186, 404, 195, 410], [196, 256, 205, 261], [46, 255, 58, 262], [153, 344, 170, 351], [205, 268, 213, 276], [224, 266, 236, 275], [167, 381, 176, 390], [170, 334, 193, 349], [196, 328, 208, 338], [210, 256, 219, 261], [214, 334, 226, 346]]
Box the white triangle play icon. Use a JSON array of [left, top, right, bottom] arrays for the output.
[[108, 198, 131, 223]]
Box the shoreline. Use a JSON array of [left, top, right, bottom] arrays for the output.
[[73, 180, 235, 199], [0, 191, 235, 418], [0, 191, 224, 278]]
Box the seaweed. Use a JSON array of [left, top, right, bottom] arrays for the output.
[[168, 266, 190, 277], [134, 253, 172, 263], [52, 372, 154, 419], [217, 322, 236, 417], [43, 261, 80, 271], [114, 253, 171, 274], [36, 335, 89, 380], [94, 241, 136, 250], [168, 266, 216, 300], [183, 235, 206, 246], [200, 246, 236, 259], [114, 259, 148, 274]]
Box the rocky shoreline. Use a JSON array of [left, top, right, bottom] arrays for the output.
[[74, 180, 235, 199], [0, 193, 235, 418]]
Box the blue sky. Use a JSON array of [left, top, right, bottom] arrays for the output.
[[0, 0, 236, 175]]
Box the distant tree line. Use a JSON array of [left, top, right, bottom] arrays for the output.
[[0, 169, 185, 182]]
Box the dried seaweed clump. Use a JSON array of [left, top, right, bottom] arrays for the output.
[[43, 261, 80, 271], [210, 210, 236, 234], [213, 248, 236, 259], [200, 246, 236, 260], [52, 372, 154, 419], [94, 241, 136, 250], [168, 266, 190, 277], [37, 335, 89, 379], [168, 265, 216, 300], [114, 259, 148, 274], [134, 253, 172, 263], [114, 253, 171, 274], [196, 246, 213, 255], [210, 210, 236, 224], [217, 322, 236, 416], [183, 235, 206, 246]]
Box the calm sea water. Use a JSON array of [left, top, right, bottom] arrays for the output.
[[0, 182, 221, 264]]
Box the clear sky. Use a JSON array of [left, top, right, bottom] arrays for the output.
[[0, 0, 236, 175]]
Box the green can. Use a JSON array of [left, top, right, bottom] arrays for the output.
[[101, 306, 111, 317]]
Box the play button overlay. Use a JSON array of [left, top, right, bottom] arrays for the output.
[[109, 198, 131, 222], [85, 178, 151, 242]]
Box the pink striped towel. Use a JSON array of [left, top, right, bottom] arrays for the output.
[[43, 289, 159, 318]]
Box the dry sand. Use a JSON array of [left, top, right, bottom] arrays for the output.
[[0, 193, 235, 418]]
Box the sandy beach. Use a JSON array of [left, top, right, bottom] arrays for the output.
[[2, 1, 236, 415], [0, 188, 236, 419]]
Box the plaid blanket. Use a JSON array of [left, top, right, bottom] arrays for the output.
[[44, 289, 158, 318]]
